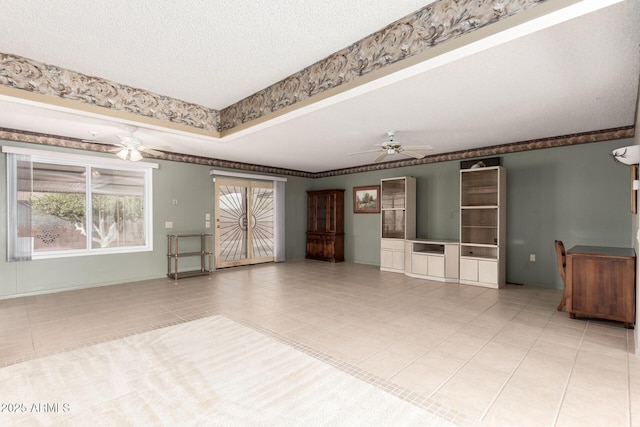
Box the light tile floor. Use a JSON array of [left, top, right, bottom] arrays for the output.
[[1, 260, 637, 426]]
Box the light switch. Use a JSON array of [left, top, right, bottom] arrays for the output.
[[205, 213, 211, 220], [165, 221, 173, 229], [205, 221, 211, 228]]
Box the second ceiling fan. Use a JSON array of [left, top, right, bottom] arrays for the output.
[[349, 131, 433, 162]]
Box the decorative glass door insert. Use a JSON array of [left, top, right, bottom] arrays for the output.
[[214, 178, 274, 268]]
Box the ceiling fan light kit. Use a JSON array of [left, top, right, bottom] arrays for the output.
[[116, 147, 143, 162], [129, 150, 144, 162]]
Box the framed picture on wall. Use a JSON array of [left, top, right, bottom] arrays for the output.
[[353, 185, 380, 213]]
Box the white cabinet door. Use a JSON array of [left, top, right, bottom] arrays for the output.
[[478, 260, 498, 284], [381, 249, 394, 269], [459, 258, 478, 281], [411, 254, 429, 275], [381, 249, 404, 272], [392, 251, 405, 270], [445, 244, 459, 279], [427, 256, 445, 278]]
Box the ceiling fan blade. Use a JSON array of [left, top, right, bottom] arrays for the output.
[[81, 137, 120, 146], [401, 151, 426, 159], [348, 149, 383, 155], [107, 146, 127, 153], [402, 145, 433, 151], [139, 147, 165, 156], [374, 152, 388, 162], [119, 124, 139, 135], [146, 145, 173, 152]]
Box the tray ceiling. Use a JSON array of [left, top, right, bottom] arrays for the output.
[[0, 0, 638, 173]]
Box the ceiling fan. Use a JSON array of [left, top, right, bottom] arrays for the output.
[[349, 131, 433, 162], [83, 126, 172, 161]]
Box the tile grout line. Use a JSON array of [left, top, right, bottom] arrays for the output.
[[478, 289, 556, 424], [551, 318, 588, 427], [355, 283, 540, 425], [3, 311, 214, 368], [351, 282, 489, 394], [424, 287, 532, 407], [223, 311, 474, 426]]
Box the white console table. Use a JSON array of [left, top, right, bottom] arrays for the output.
[[404, 239, 459, 283]]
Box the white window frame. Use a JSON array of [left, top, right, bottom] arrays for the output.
[[3, 146, 158, 259]]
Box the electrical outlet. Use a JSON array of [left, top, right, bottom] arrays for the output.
[[172, 199, 178, 205], [205, 221, 211, 228], [205, 213, 211, 220], [165, 221, 173, 229], [530, 254, 536, 262]]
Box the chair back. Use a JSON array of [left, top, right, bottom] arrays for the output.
[[554, 240, 566, 283]]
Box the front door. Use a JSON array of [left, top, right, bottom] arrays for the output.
[[214, 178, 274, 268]]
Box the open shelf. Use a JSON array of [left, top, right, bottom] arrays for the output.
[[412, 242, 445, 255], [461, 211, 498, 245], [170, 270, 212, 280], [167, 234, 213, 280], [460, 246, 498, 260]]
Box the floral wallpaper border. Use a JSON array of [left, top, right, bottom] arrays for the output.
[[220, 0, 547, 131], [0, 0, 547, 134], [1, 126, 633, 179], [0, 54, 220, 133]]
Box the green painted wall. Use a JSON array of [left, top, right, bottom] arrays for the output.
[[0, 141, 216, 297], [0, 137, 632, 297], [313, 138, 633, 288], [311, 160, 460, 264], [502, 141, 632, 287], [0, 140, 310, 298]]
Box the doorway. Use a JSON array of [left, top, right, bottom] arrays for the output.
[[214, 177, 274, 268]]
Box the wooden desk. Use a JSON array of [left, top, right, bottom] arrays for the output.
[[566, 245, 636, 328]]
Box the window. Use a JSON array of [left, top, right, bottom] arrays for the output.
[[4, 146, 157, 260]]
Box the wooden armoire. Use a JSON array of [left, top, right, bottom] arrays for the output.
[[306, 189, 344, 262]]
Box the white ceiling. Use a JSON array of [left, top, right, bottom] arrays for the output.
[[0, 0, 639, 173]]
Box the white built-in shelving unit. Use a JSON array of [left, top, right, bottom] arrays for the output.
[[459, 166, 506, 288]]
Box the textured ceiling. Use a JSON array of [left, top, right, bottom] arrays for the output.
[[0, 0, 638, 174], [0, 0, 431, 109]]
